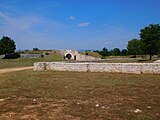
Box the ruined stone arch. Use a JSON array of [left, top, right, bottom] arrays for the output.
[[65, 53, 73, 60]]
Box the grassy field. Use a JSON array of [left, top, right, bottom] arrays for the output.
[[0, 57, 64, 69], [0, 70, 159, 120], [0, 57, 157, 69], [98, 58, 158, 63], [0, 51, 64, 69], [0, 51, 159, 69]]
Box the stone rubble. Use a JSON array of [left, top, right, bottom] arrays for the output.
[[134, 109, 142, 113]]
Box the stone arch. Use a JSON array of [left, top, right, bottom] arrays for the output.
[[65, 53, 73, 60]]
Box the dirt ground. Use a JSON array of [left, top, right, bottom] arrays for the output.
[[0, 70, 159, 120], [0, 67, 33, 75]]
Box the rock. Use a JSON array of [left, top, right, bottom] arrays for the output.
[[95, 101, 99, 103], [0, 55, 5, 59], [106, 106, 110, 109], [154, 60, 160, 63], [147, 106, 151, 109], [12, 95, 17, 98], [95, 104, 100, 107], [134, 109, 142, 113], [101, 106, 105, 109], [0, 99, 5, 102]]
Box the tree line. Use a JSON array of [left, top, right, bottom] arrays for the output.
[[94, 48, 127, 57], [94, 24, 160, 60]]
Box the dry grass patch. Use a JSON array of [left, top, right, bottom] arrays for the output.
[[0, 70, 160, 120]]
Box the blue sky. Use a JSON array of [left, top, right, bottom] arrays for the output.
[[0, 0, 159, 50]]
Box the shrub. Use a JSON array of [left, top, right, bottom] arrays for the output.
[[45, 52, 50, 55], [33, 47, 39, 51], [3, 53, 20, 59], [41, 54, 45, 58]]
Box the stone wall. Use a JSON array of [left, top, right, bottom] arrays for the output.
[[20, 54, 42, 58], [0, 55, 5, 59], [34, 62, 160, 74], [76, 54, 101, 61]]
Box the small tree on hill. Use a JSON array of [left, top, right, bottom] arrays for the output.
[[0, 36, 16, 55]]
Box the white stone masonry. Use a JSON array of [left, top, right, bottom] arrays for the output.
[[34, 62, 160, 74]]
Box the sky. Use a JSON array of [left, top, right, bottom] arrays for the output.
[[0, 0, 160, 50]]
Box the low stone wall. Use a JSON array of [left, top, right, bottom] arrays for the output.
[[34, 62, 160, 74], [76, 54, 101, 61], [20, 54, 42, 58]]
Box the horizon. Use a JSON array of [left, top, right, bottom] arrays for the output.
[[0, 0, 160, 50]]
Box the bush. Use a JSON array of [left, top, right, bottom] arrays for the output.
[[45, 52, 50, 55], [3, 53, 20, 59], [158, 51, 160, 58], [41, 54, 45, 58], [33, 47, 39, 51]]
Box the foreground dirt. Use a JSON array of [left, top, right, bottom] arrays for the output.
[[0, 71, 160, 120], [0, 66, 33, 75]]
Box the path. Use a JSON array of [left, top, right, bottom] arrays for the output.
[[0, 66, 33, 75]]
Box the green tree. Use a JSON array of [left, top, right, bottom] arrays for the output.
[[33, 47, 39, 51], [112, 48, 121, 56], [0, 36, 16, 55], [127, 39, 143, 56], [140, 24, 160, 60], [100, 47, 109, 56], [121, 49, 128, 56]]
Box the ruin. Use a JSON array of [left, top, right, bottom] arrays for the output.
[[33, 50, 160, 74], [60, 50, 101, 61]]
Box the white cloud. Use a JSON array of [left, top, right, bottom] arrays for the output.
[[78, 22, 90, 27], [0, 12, 66, 49], [69, 16, 76, 20], [0, 12, 65, 32]]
